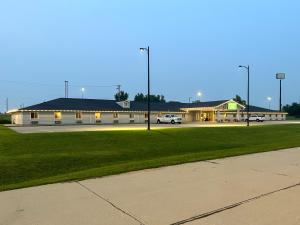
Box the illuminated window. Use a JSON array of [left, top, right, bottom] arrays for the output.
[[54, 112, 62, 120], [30, 112, 38, 119], [75, 112, 82, 119], [95, 112, 101, 120], [129, 113, 134, 119], [113, 113, 119, 118]]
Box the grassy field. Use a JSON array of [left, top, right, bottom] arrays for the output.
[[1, 124, 300, 191]]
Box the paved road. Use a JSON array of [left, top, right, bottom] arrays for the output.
[[7, 120, 300, 133], [1, 148, 300, 225]]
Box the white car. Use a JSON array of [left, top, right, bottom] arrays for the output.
[[157, 114, 182, 124], [246, 115, 265, 122]]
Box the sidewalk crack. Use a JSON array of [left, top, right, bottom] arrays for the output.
[[76, 181, 145, 225], [170, 182, 300, 225]]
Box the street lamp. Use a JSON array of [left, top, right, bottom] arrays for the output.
[[239, 65, 250, 127], [267, 97, 272, 110], [276, 73, 285, 112], [197, 92, 202, 101], [189, 97, 193, 103], [81, 87, 85, 99], [140, 46, 150, 131]]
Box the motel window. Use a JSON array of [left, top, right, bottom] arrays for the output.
[[182, 114, 186, 118], [75, 112, 82, 119], [54, 112, 62, 120], [113, 113, 119, 119], [95, 112, 101, 120], [30, 112, 38, 119], [129, 113, 134, 119]]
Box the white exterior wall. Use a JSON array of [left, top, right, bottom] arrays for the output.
[[82, 112, 94, 124], [12, 110, 286, 125], [11, 112, 23, 124], [38, 112, 56, 124], [265, 114, 271, 120], [14, 111, 182, 125]]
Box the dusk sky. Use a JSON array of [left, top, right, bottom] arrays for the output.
[[1, 0, 300, 112]]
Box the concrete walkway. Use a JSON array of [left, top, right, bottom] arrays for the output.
[[1, 148, 300, 225], [7, 120, 300, 133]]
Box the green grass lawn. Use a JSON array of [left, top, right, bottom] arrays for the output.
[[1, 124, 300, 191]]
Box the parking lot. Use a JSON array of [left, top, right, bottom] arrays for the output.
[[7, 120, 300, 133]]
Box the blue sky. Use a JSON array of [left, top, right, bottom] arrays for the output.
[[1, 0, 300, 112]]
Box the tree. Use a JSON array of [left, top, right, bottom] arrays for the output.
[[114, 91, 129, 101], [233, 95, 246, 106], [134, 93, 145, 102], [192, 100, 201, 103], [134, 93, 166, 103], [283, 102, 300, 117]]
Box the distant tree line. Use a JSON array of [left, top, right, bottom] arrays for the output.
[[134, 93, 166, 103], [0, 113, 11, 124], [114, 91, 129, 101], [114, 91, 166, 103], [283, 102, 300, 117]]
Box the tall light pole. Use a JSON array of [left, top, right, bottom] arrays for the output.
[[197, 92, 202, 101], [267, 97, 272, 110], [81, 87, 85, 99], [140, 46, 150, 131], [276, 73, 285, 112], [189, 97, 193, 103], [239, 65, 250, 127]]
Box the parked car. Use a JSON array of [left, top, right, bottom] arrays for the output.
[[246, 115, 265, 122], [157, 114, 182, 124]]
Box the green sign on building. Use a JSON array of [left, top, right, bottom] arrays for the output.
[[227, 101, 238, 110]]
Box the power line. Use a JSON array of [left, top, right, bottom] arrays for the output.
[[0, 79, 121, 89]]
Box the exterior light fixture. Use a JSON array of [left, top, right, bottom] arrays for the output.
[[267, 97, 272, 110], [81, 88, 85, 99]]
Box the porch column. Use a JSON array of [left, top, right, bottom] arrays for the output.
[[216, 111, 220, 122], [236, 109, 240, 121]]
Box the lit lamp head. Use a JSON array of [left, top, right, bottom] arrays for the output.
[[81, 87, 85, 92], [197, 92, 202, 97], [139, 47, 148, 53], [267, 97, 272, 102]]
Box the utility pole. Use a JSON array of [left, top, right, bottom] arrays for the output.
[[116, 84, 121, 101], [64, 81, 69, 98]]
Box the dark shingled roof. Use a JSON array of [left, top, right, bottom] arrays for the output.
[[21, 98, 229, 112], [243, 105, 280, 113]]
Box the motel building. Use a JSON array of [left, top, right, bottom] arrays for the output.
[[8, 98, 287, 125]]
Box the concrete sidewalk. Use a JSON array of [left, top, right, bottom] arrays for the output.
[[7, 120, 300, 133], [1, 148, 300, 225]]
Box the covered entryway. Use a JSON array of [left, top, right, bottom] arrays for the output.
[[191, 110, 215, 122]]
